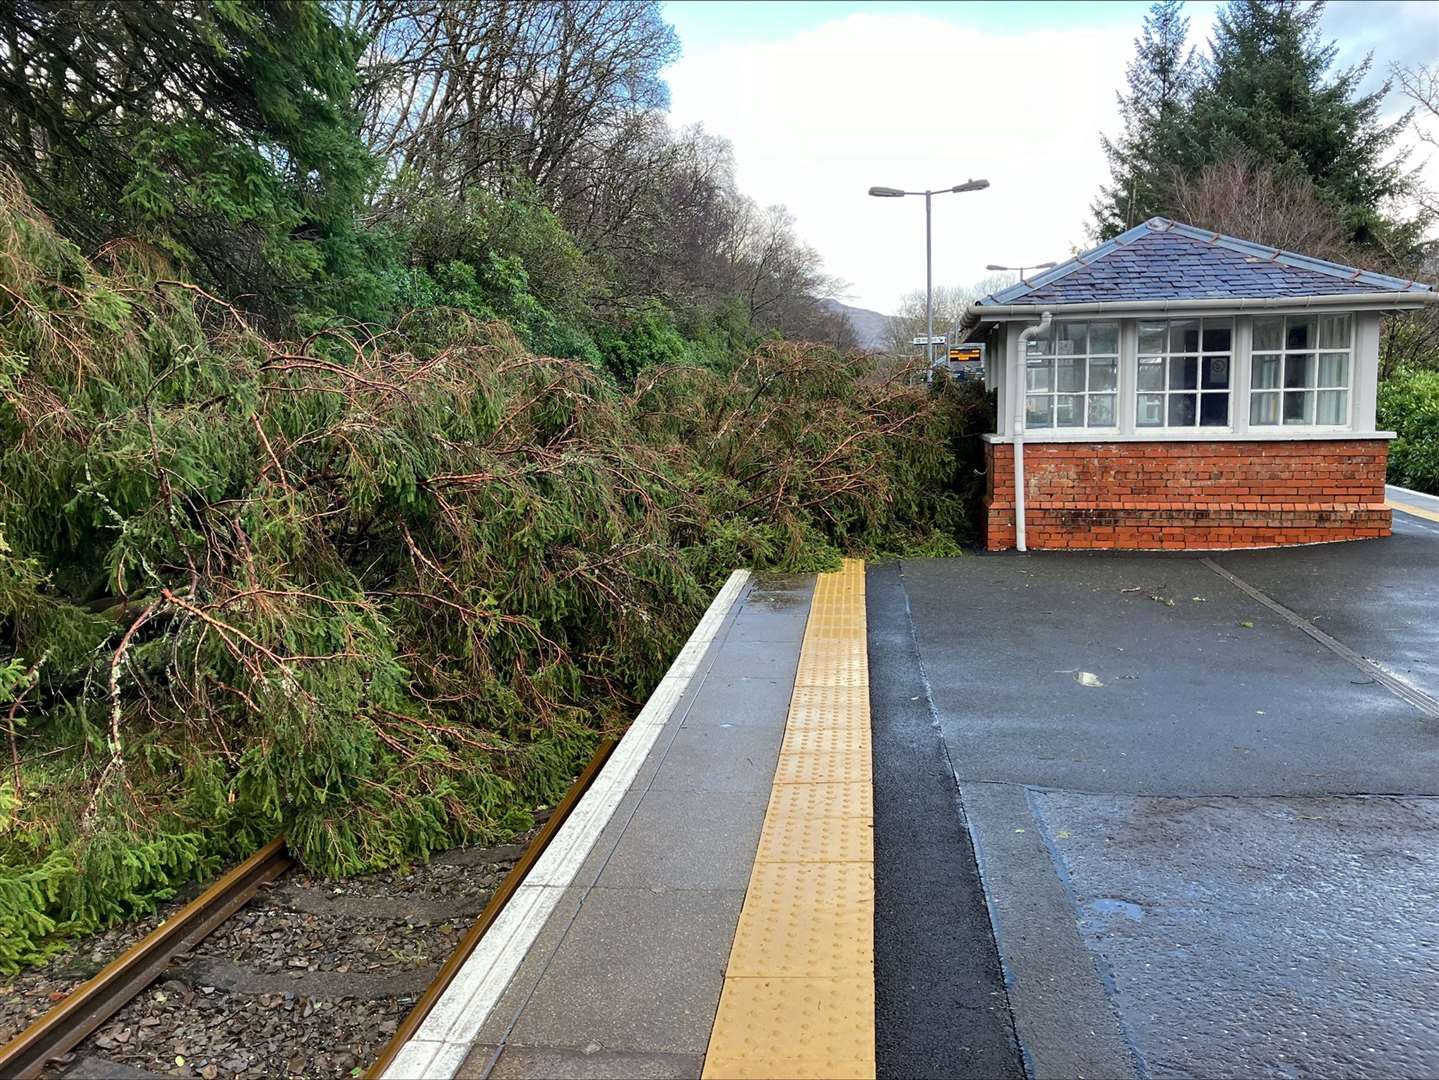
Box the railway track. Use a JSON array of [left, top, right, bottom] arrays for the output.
[[0, 839, 294, 1079], [0, 740, 613, 1080]]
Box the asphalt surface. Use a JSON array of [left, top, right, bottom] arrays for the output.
[[865, 563, 1022, 1080], [881, 511, 1439, 1079], [1037, 790, 1439, 1080], [1217, 498, 1439, 703]]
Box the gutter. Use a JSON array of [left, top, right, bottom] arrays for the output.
[[1011, 312, 1052, 553], [959, 290, 1436, 337]]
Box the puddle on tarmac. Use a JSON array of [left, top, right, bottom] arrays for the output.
[[1085, 897, 1145, 922]]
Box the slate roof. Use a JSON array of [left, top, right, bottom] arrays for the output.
[[976, 218, 1431, 308]]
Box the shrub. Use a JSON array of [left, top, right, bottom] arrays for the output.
[[1378, 366, 1439, 495]]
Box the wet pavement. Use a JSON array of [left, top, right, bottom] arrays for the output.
[[1218, 504, 1439, 702], [866, 564, 1021, 1080], [873, 511, 1439, 1079], [904, 546, 1439, 797], [1037, 791, 1439, 1080]]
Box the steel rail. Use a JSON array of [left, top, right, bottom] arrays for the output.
[[366, 738, 617, 1079], [0, 836, 293, 1079]]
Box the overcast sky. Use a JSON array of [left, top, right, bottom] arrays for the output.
[[662, 0, 1439, 315]]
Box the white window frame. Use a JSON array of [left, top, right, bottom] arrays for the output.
[[1248, 313, 1355, 430], [996, 308, 1380, 442], [1135, 317, 1236, 431], [1022, 319, 1121, 432]]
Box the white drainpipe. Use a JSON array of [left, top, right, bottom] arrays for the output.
[[1011, 312, 1052, 553]]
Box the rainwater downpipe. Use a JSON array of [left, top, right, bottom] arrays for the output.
[[1012, 312, 1052, 553]]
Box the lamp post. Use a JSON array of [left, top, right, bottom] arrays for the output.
[[869, 179, 990, 372], [986, 261, 1057, 284]]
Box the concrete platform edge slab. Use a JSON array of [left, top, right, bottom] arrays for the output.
[[959, 781, 1141, 1080]]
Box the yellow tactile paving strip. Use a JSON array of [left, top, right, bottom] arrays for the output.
[[1388, 498, 1439, 525], [703, 559, 875, 1080]]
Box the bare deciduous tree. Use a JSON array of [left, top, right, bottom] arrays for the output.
[[353, 0, 678, 203], [885, 274, 1016, 357], [345, 0, 849, 346], [1168, 157, 1354, 262], [1393, 62, 1439, 220]]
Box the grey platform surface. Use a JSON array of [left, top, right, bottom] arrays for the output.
[[890, 514, 1439, 1079], [456, 575, 813, 1080]]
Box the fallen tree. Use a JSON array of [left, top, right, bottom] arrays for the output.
[[0, 178, 988, 970]]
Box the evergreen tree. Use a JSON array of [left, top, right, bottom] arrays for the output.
[[1188, 0, 1414, 248], [0, 1, 373, 322], [1093, 0, 1198, 240]]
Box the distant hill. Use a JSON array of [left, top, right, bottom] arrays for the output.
[[820, 298, 891, 352]]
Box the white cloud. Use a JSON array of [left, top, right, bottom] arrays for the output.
[[665, 4, 1439, 316], [666, 12, 1138, 313]]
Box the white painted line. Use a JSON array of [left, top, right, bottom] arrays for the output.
[[413, 885, 550, 1044], [385, 1038, 439, 1078], [383, 569, 751, 1079]]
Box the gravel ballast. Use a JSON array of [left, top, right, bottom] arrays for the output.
[[1, 836, 533, 1079]]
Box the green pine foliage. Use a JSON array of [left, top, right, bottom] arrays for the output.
[[1190, 0, 1415, 249], [0, 0, 373, 323], [0, 181, 989, 971], [1095, 0, 1199, 239]]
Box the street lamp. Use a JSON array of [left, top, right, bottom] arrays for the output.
[[986, 261, 1057, 284], [869, 179, 990, 371]]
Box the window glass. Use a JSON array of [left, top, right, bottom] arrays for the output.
[[1252, 314, 1352, 428], [1284, 353, 1315, 389], [1056, 322, 1086, 356], [1088, 394, 1116, 426], [1137, 318, 1232, 428], [1251, 354, 1281, 389], [1026, 357, 1053, 392], [1168, 394, 1197, 426], [1025, 325, 1052, 355], [1169, 356, 1198, 390], [1089, 358, 1118, 392], [1250, 392, 1280, 426], [1056, 355, 1085, 392], [1022, 320, 1119, 429], [1202, 324, 1233, 353], [1319, 314, 1351, 350], [1202, 355, 1230, 390], [1089, 322, 1119, 354], [1286, 316, 1317, 351], [1026, 395, 1052, 429], [1138, 358, 1164, 390], [1139, 322, 1167, 354], [1170, 319, 1201, 353], [1200, 393, 1229, 426], [1284, 390, 1314, 425], [1317, 389, 1347, 425], [1253, 317, 1283, 352]]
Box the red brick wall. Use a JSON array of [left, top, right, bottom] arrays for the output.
[[984, 439, 1391, 551]]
